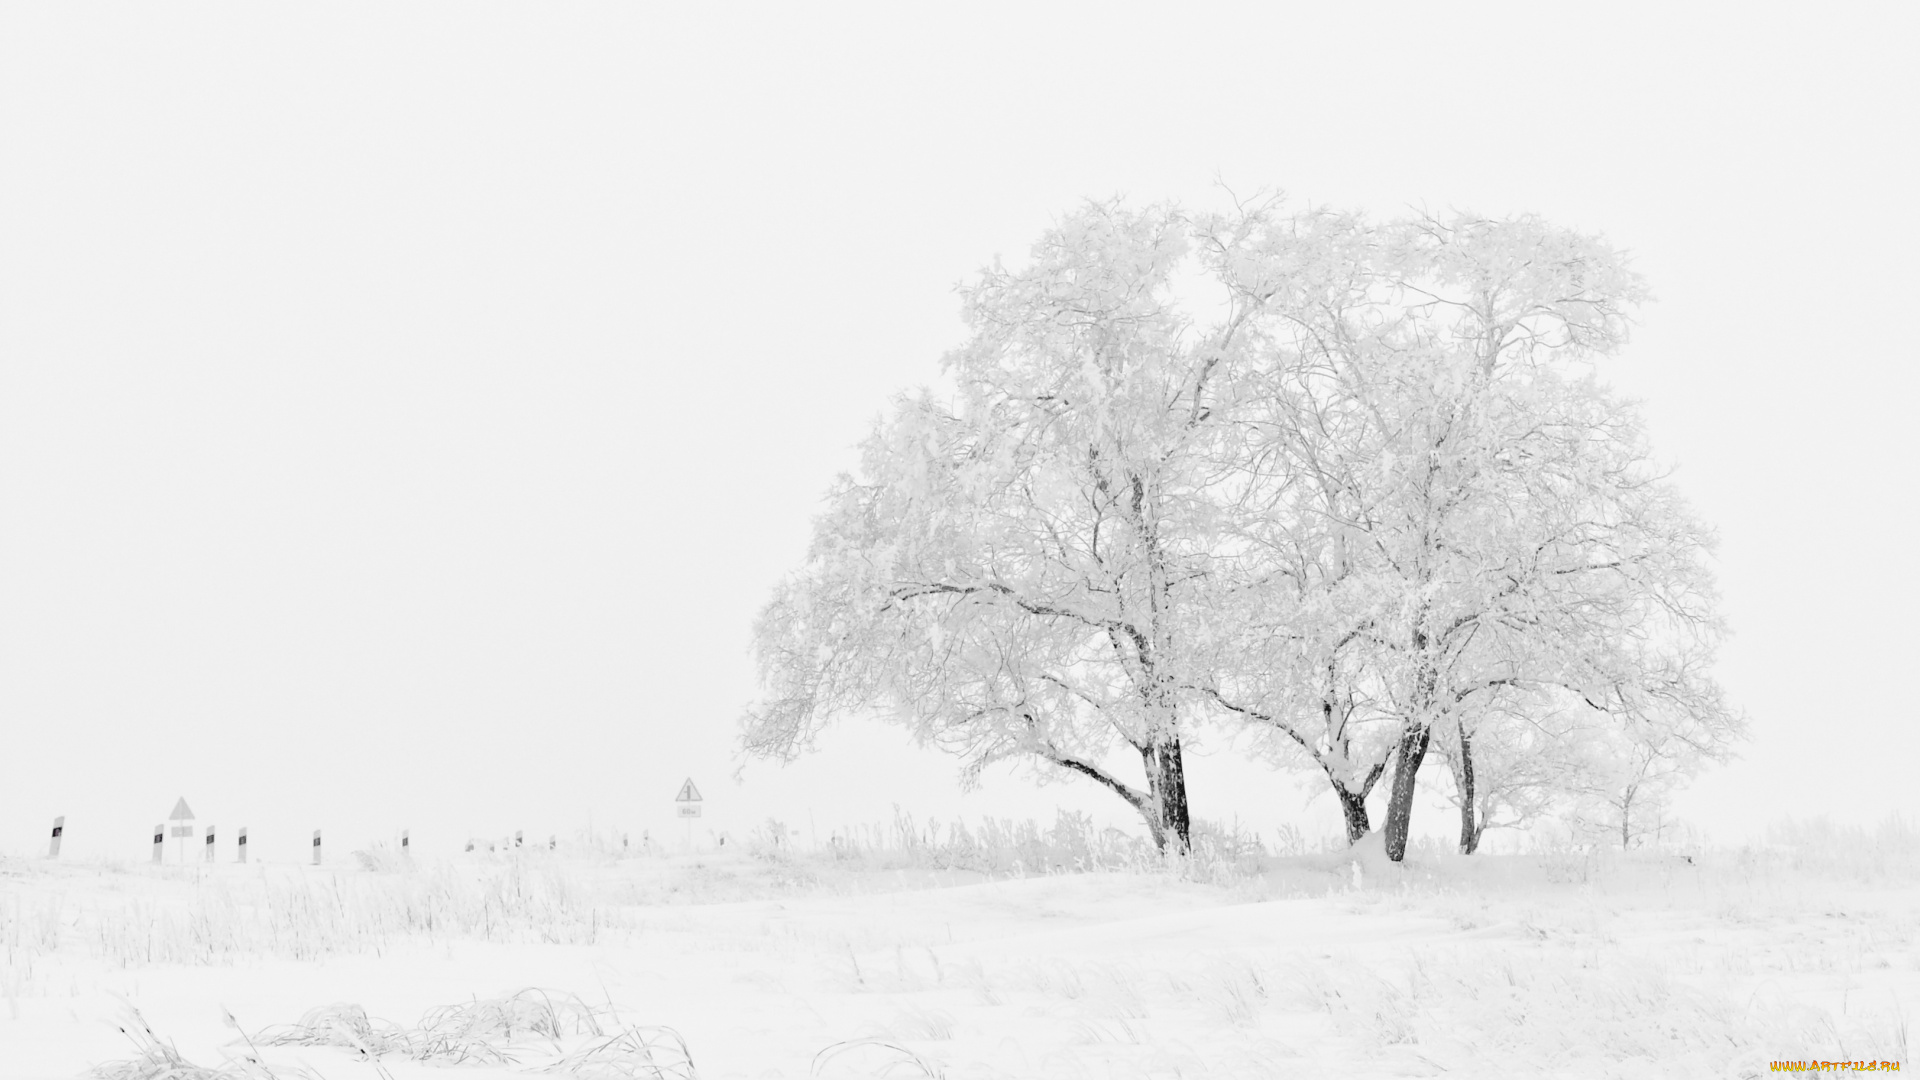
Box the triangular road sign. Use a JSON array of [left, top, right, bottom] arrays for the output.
[[169, 797, 196, 821], [674, 778, 702, 803]]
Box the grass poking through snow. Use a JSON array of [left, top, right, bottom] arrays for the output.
[[255, 987, 619, 1066], [810, 1037, 945, 1079], [91, 1006, 322, 1080], [538, 1026, 697, 1080]]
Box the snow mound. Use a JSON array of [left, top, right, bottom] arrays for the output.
[[1343, 829, 1400, 880], [1280, 829, 1406, 883]]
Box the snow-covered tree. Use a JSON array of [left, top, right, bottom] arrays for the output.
[[744, 197, 1740, 863], [1557, 636, 1738, 849], [1432, 691, 1587, 855], [1189, 206, 1403, 844], [742, 202, 1274, 852], [1198, 207, 1740, 860]]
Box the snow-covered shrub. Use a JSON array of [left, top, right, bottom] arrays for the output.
[[1766, 814, 1920, 882]]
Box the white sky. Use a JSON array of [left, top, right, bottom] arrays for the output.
[[1, 4, 1915, 860]]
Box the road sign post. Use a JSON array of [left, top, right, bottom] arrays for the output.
[[312, 829, 322, 866], [237, 827, 248, 864], [49, 816, 64, 859], [674, 778, 703, 849], [168, 798, 196, 866], [152, 824, 163, 863]]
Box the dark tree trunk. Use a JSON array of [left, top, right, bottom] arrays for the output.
[[1326, 759, 1385, 845], [1337, 786, 1372, 845], [1319, 688, 1379, 847], [1456, 726, 1479, 855], [1124, 464, 1189, 856], [1151, 736, 1191, 854], [1382, 722, 1433, 862]]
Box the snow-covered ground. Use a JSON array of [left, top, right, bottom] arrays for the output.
[[2, 827, 1913, 1079]]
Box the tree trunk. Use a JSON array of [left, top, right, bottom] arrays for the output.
[[1126, 463, 1189, 856], [1321, 758, 1385, 846], [1619, 783, 1635, 850], [1456, 725, 1479, 855], [1336, 786, 1372, 845], [1140, 807, 1166, 851], [1382, 722, 1433, 862], [1150, 736, 1192, 854]]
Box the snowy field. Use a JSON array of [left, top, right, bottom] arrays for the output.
[[2, 820, 1914, 1080]]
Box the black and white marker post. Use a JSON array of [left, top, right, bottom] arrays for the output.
[[401, 829, 410, 861], [152, 824, 163, 863], [312, 829, 322, 866], [205, 825, 215, 863], [49, 816, 63, 859], [237, 827, 248, 864]]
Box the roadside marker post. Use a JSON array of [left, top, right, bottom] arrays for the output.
[[152, 824, 163, 863], [205, 826, 216, 863], [401, 829, 410, 861], [237, 827, 248, 864], [312, 830, 322, 866], [49, 816, 64, 859]]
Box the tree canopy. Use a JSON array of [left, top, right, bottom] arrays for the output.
[[742, 197, 1741, 861]]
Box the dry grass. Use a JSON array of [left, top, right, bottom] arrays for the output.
[[4, 813, 1288, 980], [254, 1002, 411, 1057], [810, 1038, 945, 1079], [538, 1026, 697, 1080], [92, 994, 690, 1080], [796, 809, 1273, 885], [257, 987, 613, 1066], [90, 1006, 321, 1080]]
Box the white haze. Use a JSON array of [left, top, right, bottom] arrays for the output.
[[0, 4, 1916, 860]]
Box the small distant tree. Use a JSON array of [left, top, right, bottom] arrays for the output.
[[1569, 733, 1684, 849], [742, 202, 1275, 853], [1433, 692, 1591, 854], [1558, 640, 1739, 849]]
